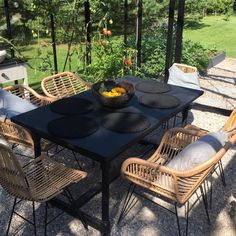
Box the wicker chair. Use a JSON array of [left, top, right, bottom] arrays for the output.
[[119, 127, 236, 235], [0, 85, 55, 156], [174, 63, 198, 74], [41, 71, 91, 99], [168, 63, 200, 127], [184, 109, 236, 205], [0, 143, 87, 235]]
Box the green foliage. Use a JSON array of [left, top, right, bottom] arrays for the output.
[[80, 37, 136, 83], [181, 40, 216, 72]]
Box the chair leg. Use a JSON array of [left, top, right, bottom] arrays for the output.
[[209, 174, 213, 209], [174, 203, 181, 236], [71, 151, 83, 169], [218, 160, 226, 186], [200, 186, 210, 224], [44, 202, 48, 236], [6, 197, 17, 236], [118, 184, 137, 224], [203, 181, 208, 209], [185, 201, 189, 236], [64, 189, 88, 230], [32, 201, 37, 236]]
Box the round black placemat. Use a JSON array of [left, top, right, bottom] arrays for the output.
[[135, 81, 171, 93], [101, 112, 150, 133], [139, 94, 180, 109], [50, 98, 93, 115], [47, 116, 98, 138]]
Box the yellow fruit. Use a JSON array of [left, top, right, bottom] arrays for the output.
[[112, 87, 126, 94], [102, 91, 110, 96]]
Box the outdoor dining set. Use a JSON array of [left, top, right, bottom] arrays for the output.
[[0, 64, 235, 236]]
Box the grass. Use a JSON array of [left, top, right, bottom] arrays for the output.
[[184, 15, 236, 58], [18, 42, 85, 91], [17, 15, 236, 90]]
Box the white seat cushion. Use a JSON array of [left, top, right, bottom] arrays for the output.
[[0, 89, 37, 119], [168, 64, 201, 90], [166, 132, 228, 171]]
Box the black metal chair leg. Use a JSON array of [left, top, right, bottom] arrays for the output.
[[200, 186, 210, 224], [118, 184, 137, 224], [175, 203, 181, 236], [64, 189, 88, 230], [185, 201, 189, 236], [71, 151, 83, 170], [6, 197, 17, 236], [44, 202, 48, 236], [203, 181, 208, 209], [209, 174, 213, 209], [219, 160, 226, 186], [32, 201, 37, 236]]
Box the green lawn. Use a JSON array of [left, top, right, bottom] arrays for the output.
[[184, 15, 236, 58], [19, 42, 84, 91]]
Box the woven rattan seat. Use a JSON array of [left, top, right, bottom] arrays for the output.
[[41, 71, 91, 99], [0, 143, 87, 235], [119, 127, 236, 235], [0, 85, 55, 154]]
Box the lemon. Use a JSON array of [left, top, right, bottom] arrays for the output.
[[112, 87, 126, 94]]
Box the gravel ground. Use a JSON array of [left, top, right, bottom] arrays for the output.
[[0, 62, 235, 236]]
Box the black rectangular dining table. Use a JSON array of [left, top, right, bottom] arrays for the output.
[[12, 76, 203, 235]]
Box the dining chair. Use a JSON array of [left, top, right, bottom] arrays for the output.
[[167, 63, 201, 127], [0, 143, 87, 235], [184, 109, 236, 207], [119, 127, 236, 235], [0, 85, 55, 158], [41, 71, 91, 99], [41, 72, 93, 168]]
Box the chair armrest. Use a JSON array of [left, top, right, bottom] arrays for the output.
[[0, 117, 34, 147], [4, 84, 56, 106], [184, 124, 209, 133]]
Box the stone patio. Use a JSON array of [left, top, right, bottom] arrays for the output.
[[0, 60, 235, 236]]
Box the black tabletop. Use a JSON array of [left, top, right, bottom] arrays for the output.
[[12, 77, 203, 161]]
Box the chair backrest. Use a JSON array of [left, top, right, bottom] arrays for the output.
[[0, 143, 32, 200], [168, 63, 201, 90], [4, 84, 43, 107], [41, 71, 90, 99], [173, 63, 198, 73], [223, 109, 236, 132]]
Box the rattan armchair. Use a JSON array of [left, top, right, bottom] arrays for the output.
[[168, 63, 200, 127], [41, 71, 91, 99], [119, 127, 236, 235], [0, 143, 87, 235], [0, 85, 55, 156], [183, 109, 236, 202]]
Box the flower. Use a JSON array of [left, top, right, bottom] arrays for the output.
[[109, 19, 113, 24], [103, 28, 108, 35], [123, 56, 127, 65], [127, 57, 132, 66], [107, 30, 112, 36]]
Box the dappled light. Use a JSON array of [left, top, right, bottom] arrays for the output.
[[0, 0, 236, 235]]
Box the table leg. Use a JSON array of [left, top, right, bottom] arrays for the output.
[[182, 105, 190, 126], [101, 161, 111, 236], [31, 133, 41, 158]]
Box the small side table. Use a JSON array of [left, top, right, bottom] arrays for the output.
[[0, 59, 28, 87]]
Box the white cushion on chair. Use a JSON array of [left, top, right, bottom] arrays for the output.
[[0, 89, 37, 118], [168, 64, 201, 90], [166, 132, 228, 171]]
